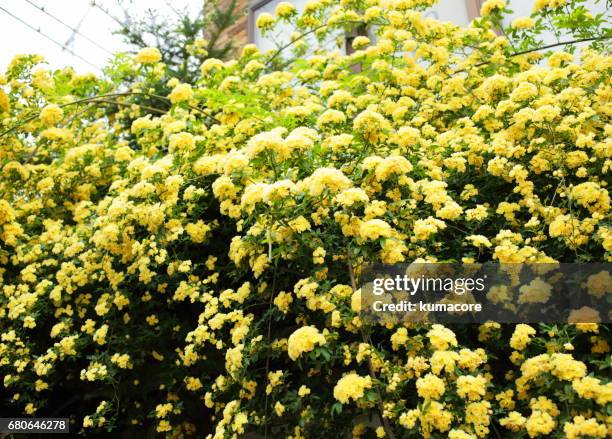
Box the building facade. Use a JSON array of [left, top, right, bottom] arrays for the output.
[[218, 0, 606, 54]]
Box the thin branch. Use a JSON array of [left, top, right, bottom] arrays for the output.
[[0, 92, 164, 138], [0, 90, 212, 139], [96, 99, 166, 115], [263, 257, 279, 439], [453, 35, 611, 74], [346, 245, 397, 439], [23, 102, 97, 164], [62, 102, 97, 127], [265, 20, 363, 67]]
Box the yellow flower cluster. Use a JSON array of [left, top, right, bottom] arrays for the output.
[[0, 0, 610, 437], [287, 326, 326, 360], [333, 373, 372, 404], [134, 47, 162, 64]]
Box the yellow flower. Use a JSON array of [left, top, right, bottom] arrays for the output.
[[352, 36, 370, 50], [298, 385, 311, 397], [572, 376, 611, 405], [111, 353, 132, 369], [135, 47, 162, 64], [564, 416, 607, 439], [334, 188, 369, 207], [456, 375, 487, 401], [511, 17, 535, 29], [466, 235, 492, 248], [480, 0, 506, 16], [510, 324, 536, 350], [312, 247, 326, 264], [534, 0, 567, 12], [131, 115, 156, 132], [351, 289, 361, 312], [427, 325, 457, 351], [416, 373, 446, 400], [156, 420, 171, 432], [274, 401, 285, 416], [518, 278, 552, 304], [500, 411, 526, 432], [359, 219, 394, 240], [333, 373, 372, 404], [419, 400, 454, 434], [0, 88, 10, 113], [93, 324, 108, 345], [568, 306, 600, 324], [274, 291, 293, 314], [525, 410, 555, 437], [168, 83, 193, 103], [201, 58, 224, 75], [40, 104, 63, 126], [571, 182, 609, 213], [550, 353, 586, 381], [169, 132, 195, 152], [317, 109, 346, 127], [256, 13, 275, 30], [275, 2, 296, 18], [449, 430, 476, 439], [185, 220, 211, 243], [225, 344, 244, 376], [586, 271, 611, 298], [0, 199, 15, 224], [374, 156, 413, 181], [155, 403, 173, 418], [287, 326, 326, 360], [511, 82, 538, 101], [353, 109, 391, 143], [301, 167, 352, 196]]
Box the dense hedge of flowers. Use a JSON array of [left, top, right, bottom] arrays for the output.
[[1, 0, 611, 437]]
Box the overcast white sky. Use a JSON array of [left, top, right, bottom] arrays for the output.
[[0, 0, 199, 74]]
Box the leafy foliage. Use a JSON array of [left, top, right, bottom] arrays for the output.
[[114, 0, 241, 82]]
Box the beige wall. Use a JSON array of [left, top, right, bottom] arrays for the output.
[[214, 0, 250, 55]]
